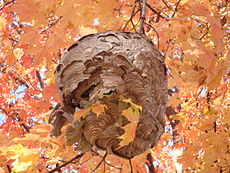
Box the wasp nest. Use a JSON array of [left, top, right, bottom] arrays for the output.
[[49, 31, 167, 159]]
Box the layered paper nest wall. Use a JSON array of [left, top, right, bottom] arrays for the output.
[[49, 31, 167, 159]]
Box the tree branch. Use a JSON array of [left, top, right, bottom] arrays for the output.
[[146, 153, 156, 173], [139, 0, 147, 33], [48, 153, 84, 173]]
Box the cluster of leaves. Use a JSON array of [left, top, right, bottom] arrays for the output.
[[0, 0, 229, 172]]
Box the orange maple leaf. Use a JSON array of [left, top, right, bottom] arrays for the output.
[[91, 104, 107, 118]]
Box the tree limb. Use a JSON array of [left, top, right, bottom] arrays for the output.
[[139, 0, 147, 33]]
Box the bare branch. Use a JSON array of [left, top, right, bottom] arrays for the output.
[[48, 153, 84, 173], [139, 0, 147, 33]]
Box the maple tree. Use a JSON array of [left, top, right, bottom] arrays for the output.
[[0, 0, 229, 172]]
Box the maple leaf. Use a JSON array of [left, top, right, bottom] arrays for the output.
[[91, 104, 107, 118]]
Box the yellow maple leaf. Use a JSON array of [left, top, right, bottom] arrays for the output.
[[119, 107, 140, 147], [91, 104, 107, 118]]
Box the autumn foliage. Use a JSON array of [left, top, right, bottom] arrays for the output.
[[0, 0, 229, 172]]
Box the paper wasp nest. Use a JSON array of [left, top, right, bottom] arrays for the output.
[[49, 31, 167, 159]]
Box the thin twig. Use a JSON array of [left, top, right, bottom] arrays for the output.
[[0, 0, 15, 11], [172, 0, 182, 17], [48, 153, 84, 173], [199, 26, 211, 40], [91, 153, 108, 173], [36, 70, 44, 89], [138, 0, 147, 33], [129, 159, 133, 173], [162, 0, 174, 11], [123, 1, 140, 31], [130, 18, 138, 32], [146, 3, 168, 20], [40, 16, 63, 34], [24, 75, 43, 93]]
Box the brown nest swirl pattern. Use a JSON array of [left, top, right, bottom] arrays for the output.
[[49, 31, 167, 159]]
